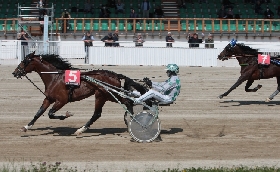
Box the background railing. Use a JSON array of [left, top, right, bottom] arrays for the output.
[[1, 18, 280, 35]]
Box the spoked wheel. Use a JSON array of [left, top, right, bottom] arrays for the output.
[[128, 111, 161, 143]]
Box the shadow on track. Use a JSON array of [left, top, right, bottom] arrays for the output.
[[220, 100, 280, 107], [21, 127, 183, 138]]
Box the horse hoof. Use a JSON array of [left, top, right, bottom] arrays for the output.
[[265, 98, 271, 102], [218, 95, 223, 99], [20, 127, 27, 132], [74, 126, 88, 135], [257, 85, 262, 89], [66, 111, 74, 118]]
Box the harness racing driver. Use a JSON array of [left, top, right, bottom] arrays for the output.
[[133, 64, 181, 104]]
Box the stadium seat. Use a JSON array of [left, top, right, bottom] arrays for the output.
[[214, 24, 220, 31], [85, 23, 91, 30], [101, 23, 108, 30], [52, 23, 59, 31], [127, 23, 132, 31], [0, 24, 4, 31], [93, 23, 99, 31], [110, 22, 116, 30], [229, 25, 236, 32], [145, 23, 152, 31], [76, 23, 84, 30], [196, 24, 203, 31], [238, 24, 245, 32], [117, 23, 125, 31], [68, 23, 74, 30], [205, 24, 212, 31], [274, 25, 280, 31], [222, 24, 228, 32], [136, 23, 142, 30], [246, 25, 254, 32], [188, 23, 195, 31]]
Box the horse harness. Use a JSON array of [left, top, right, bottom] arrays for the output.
[[236, 55, 269, 79], [17, 55, 77, 102]]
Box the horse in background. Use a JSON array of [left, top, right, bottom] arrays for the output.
[[12, 52, 142, 135], [217, 39, 280, 101]]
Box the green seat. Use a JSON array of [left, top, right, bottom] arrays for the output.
[[85, 23, 91, 30], [255, 25, 261, 31], [214, 24, 220, 31], [77, 13, 84, 18], [196, 24, 202, 31], [69, 23, 74, 30], [238, 24, 245, 31], [0, 25, 4, 31], [136, 23, 141, 30], [85, 13, 92, 18], [77, 23, 84, 30], [222, 24, 228, 32], [263, 25, 269, 31], [160, 23, 164, 30], [229, 25, 236, 32], [93, 23, 99, 31], [188, 23, 195, 31], [127, 23, 132, 31], [276, 25, 280, 31], [52, 23, 61, 30], [246, 25, 254, 32], [187, 13, 194, 18], [145, 23, 152, 31], [101, 23, 108, 30], [195, 13, 202, 18], [205, 24, 212, 31], [181, 23, 187, 30], [118, 23, 125, 30], [110, 23, 116, 30]]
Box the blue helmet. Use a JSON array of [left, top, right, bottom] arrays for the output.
[[165, 64, 179, 73]]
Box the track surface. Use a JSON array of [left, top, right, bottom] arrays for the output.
[[1, 65, 280, 171]]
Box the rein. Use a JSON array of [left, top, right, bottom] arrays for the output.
[[24, 74, 49, 99], [16, 61, 49, 99]]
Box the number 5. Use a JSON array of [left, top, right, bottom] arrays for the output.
[[68, 71, 77, 82]]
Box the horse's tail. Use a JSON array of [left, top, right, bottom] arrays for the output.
[[122, 75, 148, 95], [117, 74, 127, 80]]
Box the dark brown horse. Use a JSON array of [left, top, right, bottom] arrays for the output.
[[218, 41, 280, 101], [12, 52, 137, 135]]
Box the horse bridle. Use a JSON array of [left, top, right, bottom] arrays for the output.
[[224, 43, 237, 57], [14, 55, 48, 98], [15, 55, 33, 78]]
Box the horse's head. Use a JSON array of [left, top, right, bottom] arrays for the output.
[[12, 51, 41, 78], [218, 39, 239, 61]]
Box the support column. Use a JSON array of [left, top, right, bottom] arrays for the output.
[[43, 15, 49, 54]]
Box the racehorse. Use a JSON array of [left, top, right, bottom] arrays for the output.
[[217, 40, 280, 101], [12, 52, 142, 135]]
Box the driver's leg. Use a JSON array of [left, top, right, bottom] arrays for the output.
[[135, 89, 172, 104]]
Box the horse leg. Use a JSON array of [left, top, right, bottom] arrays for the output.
[[21, 98, 51, 132], [266, 77, 280, 102], [47, 101, 72, 120], [75, 94, 106, 135], [245, 79, 262, 92], [219, 75, 249, 99]]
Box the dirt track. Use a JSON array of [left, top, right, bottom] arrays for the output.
[[1, 65, 280, 171]]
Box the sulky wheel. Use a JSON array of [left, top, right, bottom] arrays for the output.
[[128, 111, 161, 143]]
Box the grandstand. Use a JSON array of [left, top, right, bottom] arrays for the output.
[[0, 0, 279, 40]]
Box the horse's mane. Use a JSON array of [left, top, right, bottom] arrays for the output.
[[236, 43, 259, 55], [84, 69, 127, 80], [40, 54, 73, 70]]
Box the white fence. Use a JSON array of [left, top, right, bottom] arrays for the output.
[[89, 47, 219, 66], [0, 40, 278, 67]]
